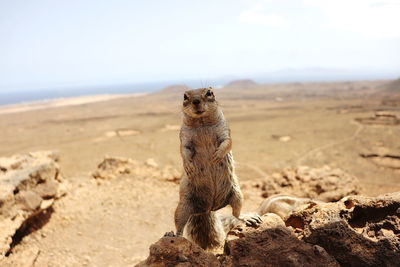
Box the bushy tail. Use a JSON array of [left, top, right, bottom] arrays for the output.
[[186, 211, 225, 250]]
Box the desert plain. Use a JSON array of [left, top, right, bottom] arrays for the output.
[[0, 78, 399, 266]]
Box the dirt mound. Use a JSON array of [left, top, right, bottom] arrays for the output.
[[250, 166, 362, 202], [286, 192, 400, 266], [0, 151, 65, 262], [92, 156, 180, 182]]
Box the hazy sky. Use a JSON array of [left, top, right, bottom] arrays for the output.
[[1, 0, 399, 91]]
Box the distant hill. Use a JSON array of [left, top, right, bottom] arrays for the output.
[[378, 78, 400, 101], [383, 78, 400, 94], [155, 84, 190, 95], [223, 79, 257, 89], [372, 78, 400, 105]]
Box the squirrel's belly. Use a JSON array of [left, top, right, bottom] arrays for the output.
[[192, 151, 234, 199], [192, 152, 232, 177]]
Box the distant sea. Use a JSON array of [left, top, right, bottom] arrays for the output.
[[0, 79, 230, 106], [0, 82, 168, 106]]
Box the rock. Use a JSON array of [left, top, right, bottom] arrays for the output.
[[55, 182, 68, 199], [92, 156, 135, 179], [223, 215, 339, 267], [0, 151, 62, 261], [160, 124, 181, 132], [279, 135, 291, 142], [259, 213, 285, 228], [116, 129, 141, 137], [226, 213, 285, 240], [136, 236, 220, 267], [258, 166, 361, 202], [145, 158, 158, 168], [96, 156, 134, 171], [16, 191, 42, 211], [271, 135, 291, 142], [161, 165, 181, 183], [286, 192, 400, 266], [40, 199, 54, 210], [33, 180, 58, 199]]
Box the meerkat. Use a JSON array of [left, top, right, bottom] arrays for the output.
[[172, 87, 261, 250]]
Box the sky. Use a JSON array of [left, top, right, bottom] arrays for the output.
[[0, 0, 399, 91]]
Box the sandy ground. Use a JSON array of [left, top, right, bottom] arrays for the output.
[[1, 80, 400, 265]]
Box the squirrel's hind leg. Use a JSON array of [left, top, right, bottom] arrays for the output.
[[174, 199, 193, 236], [229, 187, 262, 227]]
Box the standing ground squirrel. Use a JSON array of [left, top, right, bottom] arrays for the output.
[[172, 87, 261, 250]]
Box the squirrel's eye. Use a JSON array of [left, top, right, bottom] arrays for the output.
[[184, 94, 189, 100], [205, 90, 212, 97]]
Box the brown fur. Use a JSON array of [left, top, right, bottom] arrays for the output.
[[174, 87, 244, 250]]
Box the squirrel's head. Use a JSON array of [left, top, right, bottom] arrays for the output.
[[182, 87, 218, 118]]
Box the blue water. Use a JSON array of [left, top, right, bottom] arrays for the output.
[[0, 82, 166, 106], [0, 79, 231, 106]]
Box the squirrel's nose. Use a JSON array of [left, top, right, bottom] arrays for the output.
[[192, 99, 200, 105]]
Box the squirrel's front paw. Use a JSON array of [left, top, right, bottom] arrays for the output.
[[239, 214, 263, 227], [212, 150, 224, 164]]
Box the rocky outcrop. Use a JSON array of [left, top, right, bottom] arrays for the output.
[[139, 193, 400, 266], [0, 151, 65, 260], [138, 214, 339, 267], [136, 236, 220, 267], [223, 213, 339, 266], [286, 192, 400, 266], [253, 166, 362, 202]]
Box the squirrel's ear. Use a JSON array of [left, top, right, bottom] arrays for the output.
[[184, 93, 189, 100]]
